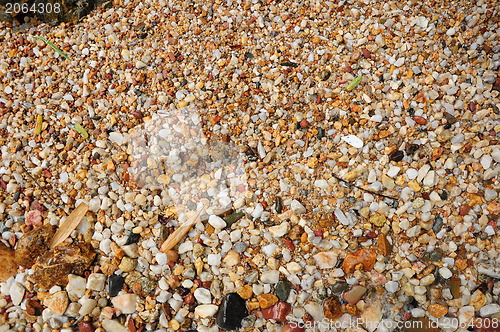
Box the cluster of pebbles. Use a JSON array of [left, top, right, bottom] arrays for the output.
[[0, 0, 499, 331]]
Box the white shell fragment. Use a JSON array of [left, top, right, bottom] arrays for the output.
[[341, 135, 364, 148]]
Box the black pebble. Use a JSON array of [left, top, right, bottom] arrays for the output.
[[316, 127, 325, 139], [274, 197, 283, 213], [108, 275, 124, 297], [216, 293, 248, 330], [125, 232, 140, 245], [389, 150, 404, 162]]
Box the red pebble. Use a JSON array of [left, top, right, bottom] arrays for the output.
[[78, 321, 95, 332], [361, 48, 372, 59], [261, 301, 292, 323], [314, 229, 323, 238], [412, 116, 427, 125], [25, 210, 42, 227], [299, 119, 310, 128], [459, 205, 471, 216], [283, 238, 295, 251]]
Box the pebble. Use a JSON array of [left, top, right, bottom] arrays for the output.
[[66, 275, 86, 300], [108, 275, 124, 297], [208, 215, 227, 229], [439, 267, 453, 279], [262, 301, 291, 323], [195, 304, 219, 318], [261, 270, 280, 284], [10, 282, 25, 306], [111, 294, 138, 314], [428, 304, 447, 318], [341, 135, 364, 148], [43, 291, 69, 315], [1, 0, 499, 329], [222, 250, 240, 267], [86, 274, 106, 291], [323, 296, 342, 320], [342, 249, 377, 273], [479, 304, 500, 317], [215, 293, 248, 329], [257, 293, 278, 309], [194, 288, 212, 304], [269, 222, 290, 237], [290, 200, 306, 214], [101, 319, 128, 332], [385, 281, 399, 293], [343, 285, 367, 304], [118, 257, 137, 272], [313, 251, 340, 269]]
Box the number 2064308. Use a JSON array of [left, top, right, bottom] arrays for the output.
[[5, 2, 61, 14]]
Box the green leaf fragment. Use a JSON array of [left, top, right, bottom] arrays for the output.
[[74, 123, 89, 139], [33, 35, 71, 61], [346, 76, 362, 91], [34, 114, 43, 135]]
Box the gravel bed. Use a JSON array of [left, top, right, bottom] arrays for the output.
[[0, 0, 499, 331]]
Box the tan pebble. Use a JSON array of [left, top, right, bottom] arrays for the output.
[[118, 257, 137, 272], [345, 171, 358, 182], [428, 304, 447, 318], [258, 293, 279, 309], [369, 214, 386, 227], [470, 290, 487, 311], [408, 180, 421, 192], [237, 285, 253, 300], [43, 291, 69, 316], [375, 233, 392, 256], [486, 203, 500, 214], [455, 259, 467, 270], [307, 157, 318, 168], [222, 250, 240, 267], [247, 298, 260, 311]]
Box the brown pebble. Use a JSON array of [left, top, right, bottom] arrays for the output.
[[78, 321, 95, 332], [342, 248, 377, 273], [166, 250, 179, 262], [375, 233, 393, 257], [412, 116, 427, 125], [428, 303, 448, 318], [361, 48, 372, 59], [299, 119, 310, 128], [131, 110, 144, 119], [459, 205, 470, 216], [258, 293, 279, 309], [323, 296, 343, 320]]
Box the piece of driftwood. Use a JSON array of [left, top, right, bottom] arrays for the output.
[[49, 202, 89, 248], [160, 208, 204, 253]]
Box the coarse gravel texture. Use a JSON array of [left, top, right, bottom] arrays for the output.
[[0, 0, 500, 331]]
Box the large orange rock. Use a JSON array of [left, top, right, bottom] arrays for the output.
[[0, 243, 18, 282], [341, 249, 377, 273]]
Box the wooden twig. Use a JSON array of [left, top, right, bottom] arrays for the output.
[[160, 207, 205, 253], [50, 202, 89, 248], [331, 173, 398, 201]]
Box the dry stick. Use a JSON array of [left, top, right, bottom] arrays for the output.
[[49, 202, 89, 248], [331, 173, 398, 201], [160, 207, 205, 253]]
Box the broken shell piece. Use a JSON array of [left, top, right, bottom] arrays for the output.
[[341, 135, 364, 148]]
